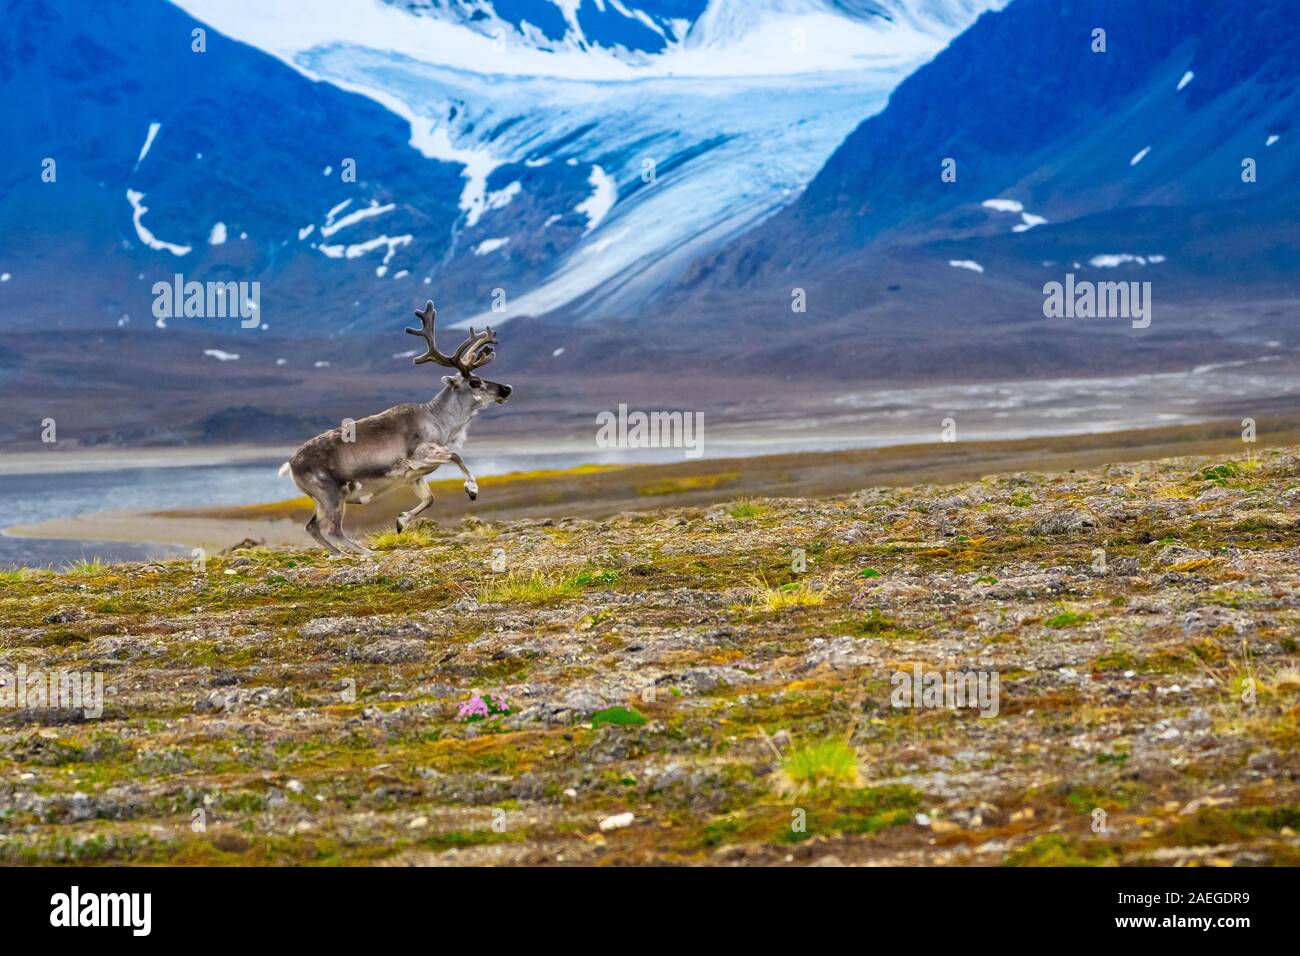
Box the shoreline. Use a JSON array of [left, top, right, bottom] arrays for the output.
[[11, 413, 1297, 557]]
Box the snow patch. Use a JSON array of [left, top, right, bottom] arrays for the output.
[[982, 198, 1023, 214], [208, 222, 228, 245], [125, 190, 192, 256], [321, 200, 395, 237], [1013, 213, 1047, 233], [1266, 134, 1280, 147], [480, 181, 522, 220], [1130, 146, 1151, 166], [949, 259, 984, 274], [473, 237, 509, 256], [1089, 253, 1165, 268], [318, 234, 413, 267], [575, 165, 617, 234], [984, 199, 1046, 233], [1177, 70, 1193, 91], [203, 349, 240, 361], [135, 122, 161, 168]]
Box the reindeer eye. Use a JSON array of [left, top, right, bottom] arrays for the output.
[[469, 379, 481, 388]]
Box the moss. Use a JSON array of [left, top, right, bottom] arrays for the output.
[[1064, 783, 1136, 813], [638, 472, 739, 496], [1163, 805, 1300, 846], [1005, 834, 1119, 867], [591, 706, 647, 728], [1196, 462, 1242, 486], [420, 828, 524, 851], [1090, 649, 1140, 672], [1045, 610, 1091, 629]]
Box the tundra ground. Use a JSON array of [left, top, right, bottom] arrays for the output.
[[1, 448, 1297, 865]]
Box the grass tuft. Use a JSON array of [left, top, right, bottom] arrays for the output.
[[728, 499, 770, 519], [63, 557, 110, 576], [780, 739, 860, 791], [744, 576, 826, 612], [369, 525, 439, 550], [477, 570, 582, 605]]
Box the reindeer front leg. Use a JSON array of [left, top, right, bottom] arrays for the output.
[[448, 452, 479, 500], [385, 443, 453, 479], [391, 444, 465, 532]]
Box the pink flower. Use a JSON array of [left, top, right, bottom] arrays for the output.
[[456, 693, 511, 722]]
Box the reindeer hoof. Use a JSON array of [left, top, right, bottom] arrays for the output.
[[466, 490, 478, 501]]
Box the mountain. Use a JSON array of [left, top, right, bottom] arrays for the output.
[[0, 0, 999, 336], [666, 0, 1300, 376]]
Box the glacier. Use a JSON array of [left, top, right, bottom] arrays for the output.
[[169, 0, 1004, 324]]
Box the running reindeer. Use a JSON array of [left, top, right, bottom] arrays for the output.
[[279, 300, 512, 555]]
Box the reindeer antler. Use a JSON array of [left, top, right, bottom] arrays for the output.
[[407, 301, 498, 375], [454, 326, 498, 372]]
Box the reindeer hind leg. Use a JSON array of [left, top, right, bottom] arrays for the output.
[[292, 467, 347, 555], [328, 501, 374, 557], [305, 507, 343, 555]]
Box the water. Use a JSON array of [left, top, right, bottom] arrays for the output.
[[5, 359, 1298, 567], [0, 445, 826, 566], [0, 461, 289, 567]]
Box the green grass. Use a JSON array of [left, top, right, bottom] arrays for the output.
[[0, 566, 47, 583], [728, 500, 770, 519], [780, 739, 860, 790]]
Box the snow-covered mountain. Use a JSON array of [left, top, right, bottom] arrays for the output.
[[0, 0, 1000, 335], [659, 0, 1300, 380], [169, 0, 1005, 326]]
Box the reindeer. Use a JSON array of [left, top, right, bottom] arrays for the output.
[[278, 300, 512, 555]]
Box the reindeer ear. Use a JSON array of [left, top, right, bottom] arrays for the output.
[[441, 375, 457, 387]]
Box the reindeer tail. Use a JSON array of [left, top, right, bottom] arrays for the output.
[[277, 461, 292, 478]]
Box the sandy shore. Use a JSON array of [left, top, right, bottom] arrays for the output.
[[12, 413, 1297, 554]]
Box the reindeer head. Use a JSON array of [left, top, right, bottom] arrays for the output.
[[406, 300, 512, 406]]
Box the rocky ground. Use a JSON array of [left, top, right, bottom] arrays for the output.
[[1, 447, 1297, 866]]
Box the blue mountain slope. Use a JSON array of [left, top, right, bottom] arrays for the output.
[[0, 0, 479, 331], [692, 0, 1300, 296]]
